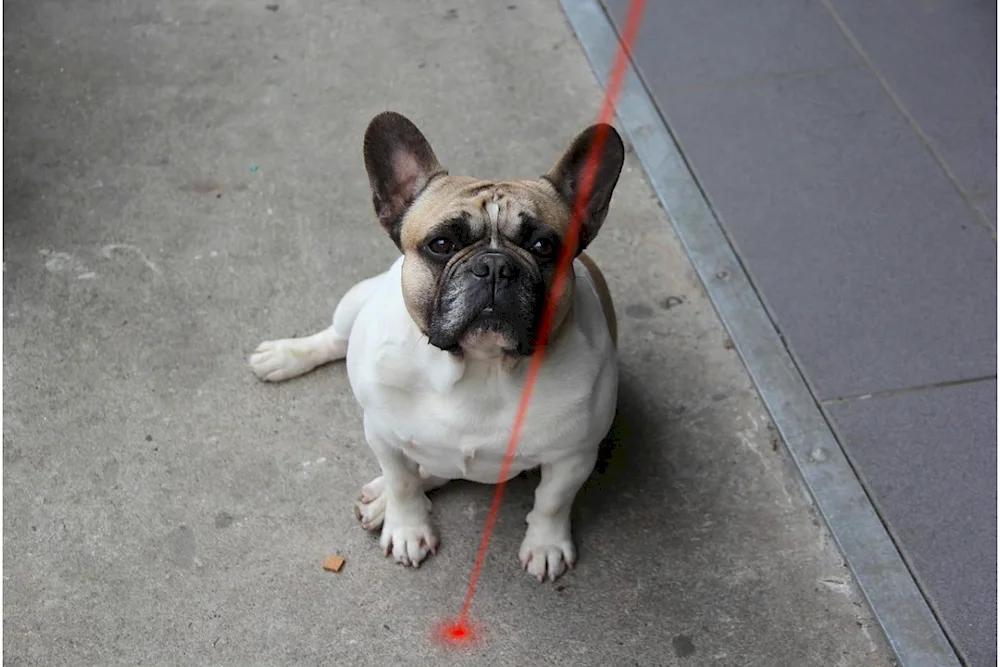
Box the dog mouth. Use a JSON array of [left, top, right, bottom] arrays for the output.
[[458, 314, 530, 357], [425, 309, 534, 359]]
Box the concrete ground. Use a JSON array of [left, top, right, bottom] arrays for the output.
[[3, 1, 895, 666]]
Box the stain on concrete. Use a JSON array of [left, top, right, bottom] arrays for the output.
[[625, 303, 654, 319], [180, 179, 220, 194], [166, 525, 197, 568], [672, 634, 696, 657], [661, 296, 685, 309], [4, 445, 24, 465], [102, 459, 120, 485]]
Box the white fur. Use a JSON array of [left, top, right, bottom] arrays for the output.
[[485, 200, 500, 225], [250, 256, 617, 581]]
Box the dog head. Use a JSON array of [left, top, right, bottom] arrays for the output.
[[363, 111, 624, 359]]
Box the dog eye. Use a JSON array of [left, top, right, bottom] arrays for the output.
[[427, 237, 456, 255], [530, 238, 555, 258]]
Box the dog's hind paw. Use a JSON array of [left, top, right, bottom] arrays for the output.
[[248, 331, 346, 382], [355, 476, 388, 531], [249, 340, 314, 381]]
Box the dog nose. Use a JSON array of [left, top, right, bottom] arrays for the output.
[[470, 253, 519, 282]]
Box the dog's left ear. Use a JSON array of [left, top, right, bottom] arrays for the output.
[[545, 124, 625, 253], [363, 111, 444, 247]]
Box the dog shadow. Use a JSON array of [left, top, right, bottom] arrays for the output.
[[572, 373, 678, 536]]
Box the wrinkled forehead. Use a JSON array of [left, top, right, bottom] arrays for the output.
[[398, 176, 571, 248]]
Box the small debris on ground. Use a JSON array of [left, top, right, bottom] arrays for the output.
[[322, 554, 345, 572], [265, 3, 279, 11]]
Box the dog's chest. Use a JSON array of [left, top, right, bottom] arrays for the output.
[[373, 366, 597, 483]]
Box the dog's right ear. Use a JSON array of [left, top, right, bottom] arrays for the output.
[[363, 112, 444, 247]]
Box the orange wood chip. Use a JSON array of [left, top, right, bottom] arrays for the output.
[[322, 554, 345, 572]]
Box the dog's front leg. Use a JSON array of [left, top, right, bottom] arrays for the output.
[[519, 448, 598, 582], [363, 419, 439, 568]]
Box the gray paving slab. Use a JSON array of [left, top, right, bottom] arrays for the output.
[[565, 2, 962, 664], [2, 1, 895, 666], [827, 0, 998, 198], [827, 380, 998, 667], [601, 0, 860, 89], [621, 63, 996, 400]]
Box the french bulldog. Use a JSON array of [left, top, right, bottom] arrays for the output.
[[249, 111, 624, 582]]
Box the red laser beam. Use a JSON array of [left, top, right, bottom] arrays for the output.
[[439, 0, 647, 643]]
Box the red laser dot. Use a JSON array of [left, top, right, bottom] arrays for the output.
[[434, 619, 476, 646]]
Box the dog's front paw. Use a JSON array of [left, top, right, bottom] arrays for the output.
[[368, 490, 438, 567], [519, 525, 576, 582], [380, 513, 438, 568]]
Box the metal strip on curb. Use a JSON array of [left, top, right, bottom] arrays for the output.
[[559, 0, 963, 665]]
